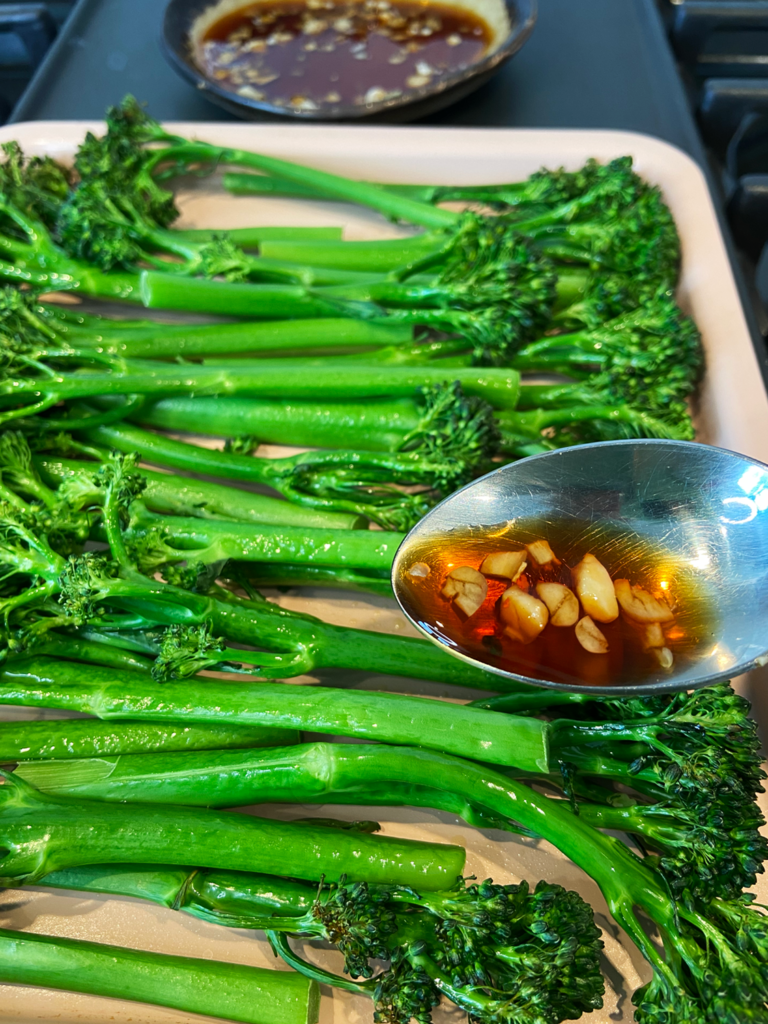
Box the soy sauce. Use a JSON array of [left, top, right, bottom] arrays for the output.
[[196, 0, 493, 111], [397, 518, 717, 688]]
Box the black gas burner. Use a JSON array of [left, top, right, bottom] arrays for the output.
[[0, 3, 72, 124], [663, 0, 768, 338]]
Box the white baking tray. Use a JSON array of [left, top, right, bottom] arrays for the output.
[[0, 122, 766, 1024]]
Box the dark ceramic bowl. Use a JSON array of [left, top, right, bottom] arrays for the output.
[[162, 0, 536, 122]]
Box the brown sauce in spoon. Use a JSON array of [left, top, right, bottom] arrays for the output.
[[397, 517, 717, 688]]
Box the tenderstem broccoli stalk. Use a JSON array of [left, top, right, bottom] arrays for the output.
[[56, 172, 367, 285], [36, 864, 605, 1024], [0, 769, 465, 888], [234, 562, 393, 597], [0, 196, 381, 315], [108, 375, 500, 453], [174, 224, 343, 242], [219, 155, 678, 286], [36, 447, 404, 576], [29, 632, 155, 671], [0, 659, 550, 771], [0, 356, 521, 417], [0, 504, 505, 688], [7, 739, 768, 1022], [225, 170, 552, 207], [222, 158, 638, 212], [20, 706, 764, 904], [0, 718, 298, 761], [92, 317, 415, 359], [73, 399, 500, 530], [24, 295, 415, 359], [35, 454, 365, 529], [122, 505, 404, 577], [130, 378, 693, 456], [0, 926, 320, 1024], [0, 477, 628, 691], [104, 297, 698, 450]]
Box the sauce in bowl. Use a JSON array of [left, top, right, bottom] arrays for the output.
[[194, 0, 496, 112]]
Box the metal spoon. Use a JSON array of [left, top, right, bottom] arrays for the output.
[[391, 439, 768, 695]]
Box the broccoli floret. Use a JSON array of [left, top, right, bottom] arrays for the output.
[[263, 876, 604, 1024]]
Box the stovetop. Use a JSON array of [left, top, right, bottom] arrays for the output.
[[663, 0, 768, 343]]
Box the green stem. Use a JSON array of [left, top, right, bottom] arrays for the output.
[[68, 318, 414, 360], [14, 745, 535, 830], [36, 456, 364, 530], [2, 537, 506, 687], [77, 422, 437, 528], [0, 718, 298, 761], [259, 234, 446, 272], [469, 689, 592, 713], [173, 141, 459, 229], [0, 660, 549, 771], [0, 769, 465, 889], [223, 171, 530, 208], [9, 360, 521, 409], [32, 634, 154, 672], [237, 562, 393, 597], [0, 927, 319, 1024], [127, 505, 403, 571], [133, 271, 371, 317], [16, 741, 675, 936], [133, 395, 423, 452], [175, 224, 343, 244], [41, 863, 318, 919]]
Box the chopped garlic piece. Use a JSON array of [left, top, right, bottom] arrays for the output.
[[536, 582, 579, 627], [302, 16, 328, 33], [640, 622, 665, 650], [441, 566, 488, 617], [614, 579, 675, 624], [406, 561, 430, 579], [654, 647, 674, 670], [479, 550, 526, 580], [572, 554, 618, 623], [525, 539, 560, 567], [575, 616, 609, 654], [499, 586, 548, 644], [637, 623, 674, 669]]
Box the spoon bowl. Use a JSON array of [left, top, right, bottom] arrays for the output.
[[391, 439, 768, 695]]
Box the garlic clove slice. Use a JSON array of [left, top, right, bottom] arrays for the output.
[[614, 579, 675, 624], [500, 586, 549, 644], [536, 582, 580, 627], [636, 621, 674, 670], [575, 615, 609, 654], [406, 561, 430, 579], [572, 553, 619, 623], [441, 565, 488, 617], [525, 539, 560, 567], [653, 647, 674, 670], [640, 622, 665, 650], [480, 550, 527, 581]]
